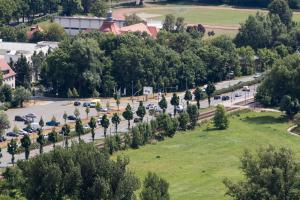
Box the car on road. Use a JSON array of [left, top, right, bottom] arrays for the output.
[[74, 101, 81, 106], [46, 121, 60, 126], [254, 73, 261, 79], [134, 118, 142, 123], [99, 107, 108, 112], [25, 113, 37, 119], [176, 105, 184, 113], [222, 96, 230, 101], [242, 86, 250, 92], [23, 127, 34, 133], [90, 102, 96, 108], [235, 93, 242, 97], [67, 115, 77, 120], [214, 95, 221, 100], [15, 115, 26, 122], [83, 102, 90, 107], [0, 135, 7, 142], [19, 130, 29, 135], [146, 103, 155, 109], [6, 132, 19, 137]]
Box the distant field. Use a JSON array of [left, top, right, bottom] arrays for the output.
[[115, 111, 300, 200]]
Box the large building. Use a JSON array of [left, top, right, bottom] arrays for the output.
[[0, 58, 16, 88], [0, 40, 58, 63]]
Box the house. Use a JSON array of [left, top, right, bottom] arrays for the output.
[[27, 25, 44, 40], [0, 58, 16, 88]]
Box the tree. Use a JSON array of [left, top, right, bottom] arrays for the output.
[[184, 90, 193, 107], [178, 112, 190, 131], [62, 0, 83, 16], [280, 95, 300, 119], [72, 88, 79, 98], [136, 101, 146, 121], [74, 108, 80, 118], [67, 88, 73, 98], [186, 105, 199, 129], [159, 95, 168, 113], [39, 116, 44, 129], [48, 128, 58, 148], [95, 101, 101, 116], [140, 172, 170, 200], [268, 0, 293, 26], [14, 55, 32, 88], [90, 0, 107, 17], [162, 14, 175, 32], [0, 111, 10, 136], [88, 117, 97, 141], [125, 13, 144, 26], [114, 94, 121, 111], [206, 82, 216, 107], [85, 106, 90, 119], [123, 104, 133, 130], [112, 113, 121, 134], [214, 105, 229, 130], [63, 111, 68, 124], [175, 17, 185, 32], [21, 135, 31, 160], [36, 131, 45, 154], [170, 93, 179, 117], [75, 119, 84, 140], [193, 87, 203, 109], [61, 124, 71, 148], [45, 23, 66, 42], [7, 139, 17, 166], [13, 86, 31, 107], [101, 114, 110, 137], [224, 146, 300, 200]]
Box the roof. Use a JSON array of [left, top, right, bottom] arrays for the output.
[[0, 58, 16, 79], [99, 21, 121, 35], [27, 25, 44, 39]]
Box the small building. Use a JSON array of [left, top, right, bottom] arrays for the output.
[[0, 58, 16, 88], [27, 25, 44, 40]]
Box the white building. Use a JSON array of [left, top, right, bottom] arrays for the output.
[[0, 58, 16, 88], [54, 15, 125, 36], [0, 40, 59, 63]]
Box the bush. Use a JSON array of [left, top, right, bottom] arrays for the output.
[[214, 105, 229, 130]]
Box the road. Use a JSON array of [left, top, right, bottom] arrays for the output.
[[0, 75, 256, 167]]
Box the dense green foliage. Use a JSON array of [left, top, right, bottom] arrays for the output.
[[214, 105, 229, 129], [1, 142, 141, 200]]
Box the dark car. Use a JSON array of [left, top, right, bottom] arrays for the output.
[[6, 132, 19, 137], [74, 101, 81, 106], [0, 135, 7, 142], [46, 121, 60, 126], [83, 102, 90, 107], [15, 115, 26, 122], [134, 118, 142, 123], [214, 95, 221, 100], [23, 127, 34, 133], [67, 115, 77, 120], [222, 96, 230, 101]]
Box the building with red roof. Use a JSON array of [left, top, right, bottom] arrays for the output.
[[0, 58, 16, 88]]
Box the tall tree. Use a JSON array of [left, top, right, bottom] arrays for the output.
[[37, 130, 45, 154], [193, 87, 203, 109], [14, 55, 32, 89], [123, 104, 133, 130], [184, 90, 193, 107], [100, 114, 110, 137], [75, 119, 84, 140], [88, 117, 97, 141], [186, 104, 199, 129], [48, 128, 58, 148], [111, 113, 121, 134], [90, 0, 107, 17], [21, 134, 31, 160], [170, 93, 179, 117], [13, 86, 31, 107], [268, 0, 293, 26], [159, 95, 168, 113], [162, 14, 175, 32], [205, 82, 216, 107], [7, 139, 17, 166], [62, 0, 83, 16], [136, 101, 146, 121], [214, 104, 229, 130], [0, 111, 10, 136]]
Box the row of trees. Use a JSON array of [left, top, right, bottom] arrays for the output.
[[1, 142, 170, 200], [0, 0, 108, 26]]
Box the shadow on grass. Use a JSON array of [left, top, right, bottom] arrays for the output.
[[242, 115, 288, 125]]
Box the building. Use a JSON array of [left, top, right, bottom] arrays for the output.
[[27, 25, 44, 40], [0, 58, 16, 88], [54, 15, 125, 36], [0, 40, 58, 63]]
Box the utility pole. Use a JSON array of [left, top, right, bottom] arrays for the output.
[[131, 81, 133, 103]]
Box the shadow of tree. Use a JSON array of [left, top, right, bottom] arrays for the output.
[[242, 115, 287, 125]]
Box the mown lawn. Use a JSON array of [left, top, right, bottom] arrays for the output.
[[115, 111, 300, 200]]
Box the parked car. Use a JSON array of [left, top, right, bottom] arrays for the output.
[[155, 107, 163, 113], [6, 132, 19, 137], [0, 135, 7, 142], [146, 103, 155, 109], [46, 121, 60, 126], [134, 118, 142, 123], [97, 117, 103, 125], [214, 95, 221, 100], [90, 102, 96, 108], [15, 115, 26, 122], [83, 124, 90, 130], [74, 101, 81, 106], [176, 105, 184, 112], [67, 115, 77, 120], [23, 127, 34, 133], [83, 102, 90, 107], [242, 86, 250, 92], [235, 93, 242, 97], [99, 107, 108, 112], [19, 130, 29, 135], [25, 113, 37, 119], [254, 73, 261, 79], [222, 96, 230, 101], [30, 123, 41, 131]]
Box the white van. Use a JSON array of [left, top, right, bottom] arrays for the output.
[[242, 86, 250, 92], [30, 123, 41, 131]]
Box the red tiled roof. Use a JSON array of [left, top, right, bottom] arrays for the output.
[[120, 23, 158, 37], [27, 25, 44, 39], [0, 59, 16, 79], [99, 21, 121, 35], [148, 26, 158, 38]]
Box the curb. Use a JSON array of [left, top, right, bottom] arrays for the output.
[[287, 125, 298, 136]]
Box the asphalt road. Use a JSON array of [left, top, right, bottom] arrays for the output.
[[0, 75, 256, 166]]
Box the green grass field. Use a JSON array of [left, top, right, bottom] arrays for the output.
[[115, 111, 300, 200]]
